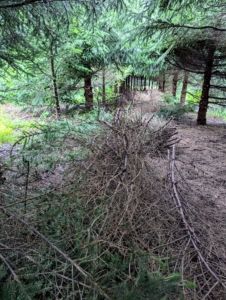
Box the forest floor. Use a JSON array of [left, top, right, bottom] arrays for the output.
[[174, 115, 226, 209], [1, 96, 226, 209], [134, 90, 226, 210], [136, 91, 226, 211], [1, 95, 226, 298]]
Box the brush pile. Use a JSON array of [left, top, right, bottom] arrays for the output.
[[74, 111, 226, 299], [0, 110, 226, 299], [76, 112, 178, 250]]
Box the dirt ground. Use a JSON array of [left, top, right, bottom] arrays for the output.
[[1, 98, 226, 208], [1, 96, 226, 298], [133, 91, 226, 211], [175, 115, 226, 209]]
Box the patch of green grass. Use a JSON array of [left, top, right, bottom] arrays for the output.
[[0, 106, 36, 144], [162, 94, 178, 105], [157, 104, 196, 120], [207, 106, 226, 121], [186, 90, 201, 104]]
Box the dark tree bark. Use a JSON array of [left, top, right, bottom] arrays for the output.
[[158, 80, 163, 91], [149, 78, 151, 89], [180, 71, 189, 106], [162, 72, 166, 92], [84, 77, 93, 110], [119, 80, 126, 94], [197, 46, 216, 125], [50, 45, 60, 119], [102, 68, 106, 107], [114, 82, 118, 94], [172, 71, 178, 97], [144, 77, 146, 90], [158, 72, 165, 92], [0, 0, 44, 9]]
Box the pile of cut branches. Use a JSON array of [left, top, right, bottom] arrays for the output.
[[71, 110, 226, 299], [75, 111, 179, 250], [0, 110, 226, 299]]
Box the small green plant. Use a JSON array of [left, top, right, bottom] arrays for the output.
[[0, 106, 36, 144], [40, 109, 50, 119], [157, 104, 195, 120], [0, 124, 14, 144], [115, 261, 187, 300], [162, 94, 178, 105], [208, 106, 226, 121], [186, 90, 201, 104]]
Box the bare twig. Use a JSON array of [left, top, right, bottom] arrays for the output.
[[170, 144, 226, 290], [0, 253, 20, 282], [0, 205, 111, 300]]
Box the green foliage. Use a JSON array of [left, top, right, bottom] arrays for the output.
[[0, 106, 36, 144], [157, 104, 195, 120], [0, 277, 43, 300], [207, 106, 226, 121], [0, 248, 186, 300], [13, 109, 111, 174], [0, 107, 198, 299], [0, 124, 14, 144], [0, 196, 187, 299], [186, 90, 201, 104], [163, 94, 178, 105], [115, 266, 183, 300], [0, 1, 204, 299]]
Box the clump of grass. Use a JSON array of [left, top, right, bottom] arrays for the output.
[[207, 106, 226, 121], [162, 94, 178, 105], [0, 123, 14, 144], [0, 106, 36, 144], [157, 104, 195, 120]]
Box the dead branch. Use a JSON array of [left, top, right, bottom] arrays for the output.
[[0, 252, 20, 282], [0, 205, 111, 300], [169, 144, 226, 293]]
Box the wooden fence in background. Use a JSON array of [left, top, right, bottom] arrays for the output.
[[116, 75, 161, 94]]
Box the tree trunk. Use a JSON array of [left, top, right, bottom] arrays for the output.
[[197, 46, 216, 125], [50, 45, 60, 119], [143, 77, 146, 90], [119, 80, 126, 94], [84, 77, 93, 110], [158, 80, 162, 91], [158, 72, 165, 92], [172, 71, 178, 97], [102, 68, 106, 107], [162, 72, 166, 92], [114, 82, 118, 94], [180, 71, 189, 106]]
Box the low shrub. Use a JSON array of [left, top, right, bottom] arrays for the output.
[[0, 124, 14, 144], [0, 106, 36, 144], [157, 104, 195, 120], [208, 106, 226, 121], [186, 90, 201, 104], [162, 94, 178, 105]]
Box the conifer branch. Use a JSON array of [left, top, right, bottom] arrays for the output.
[[0, 253, 20, 282]]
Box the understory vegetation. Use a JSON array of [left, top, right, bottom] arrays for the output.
[[0, 106, 36, 144], [1, 0, 226, 299], [1, 106, 226, 299], [157, 104, 195, 120], [0, 110, 186, 299], [207, 106, 226, 121]]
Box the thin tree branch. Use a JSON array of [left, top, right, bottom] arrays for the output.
[[0, 205, 111, 300], [149, 21, 226, 32], [170, 144, 226, 290], [0, 0, 45, 9], [0, 253, 20, 282]]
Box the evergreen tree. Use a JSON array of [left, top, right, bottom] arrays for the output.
[[133, 0, 226, 124]]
